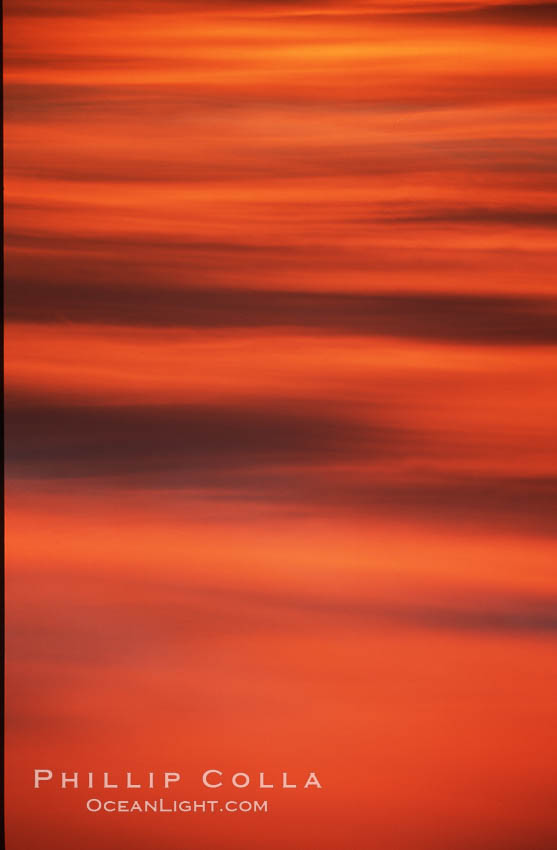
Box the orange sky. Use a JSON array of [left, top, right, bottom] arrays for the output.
[[4, 1, 557, 848]]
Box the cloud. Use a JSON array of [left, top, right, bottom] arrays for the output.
[[6, 1, 557, 25], [7, 284, 557, 345], [412, 2, 557, 26], [4, 393, 396, 480], [8, 572, 557, 676], [3, 0, 343, 20], [379, 206, 557, 228], [304, 474, 557, 536], [6, 388, 556, 534]]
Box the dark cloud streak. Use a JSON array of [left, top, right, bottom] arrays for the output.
[[408, 1, 557, 26], [10, 574, 557, 674], [5, 392, 557, 534], [4, 394, 389, 479], [323, 475, 557, 536], [7, 284, 557, 345]]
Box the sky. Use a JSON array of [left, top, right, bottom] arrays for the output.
[[4, 1, 557, 848]]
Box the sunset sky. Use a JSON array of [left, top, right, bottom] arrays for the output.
[[4, 1, 557, 848]]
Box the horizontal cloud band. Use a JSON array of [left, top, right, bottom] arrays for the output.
[[7, 286, 557, 344]]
